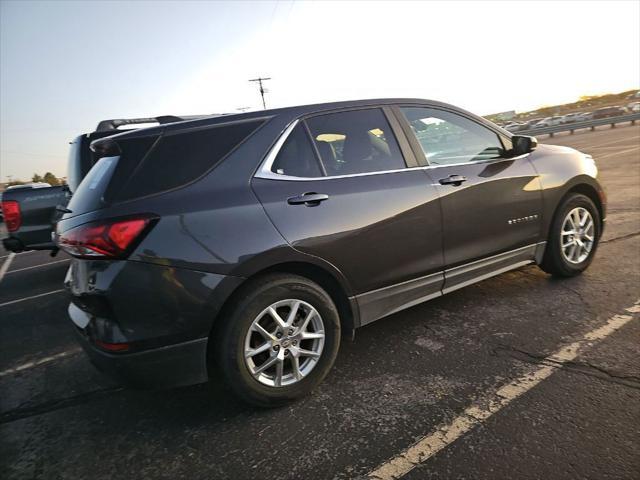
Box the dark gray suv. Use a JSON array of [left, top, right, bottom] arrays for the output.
[[56, 99, 605, 406]]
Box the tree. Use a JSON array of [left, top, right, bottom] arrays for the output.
[[43, 172, 59, 186], [32, 173, 44, 183]]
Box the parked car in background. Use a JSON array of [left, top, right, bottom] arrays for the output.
[[561, 113, 581, 124], [504, 122, 524, 132], [577, 112, 593, 122], [1, 116, 210, 253], [521, 119, 543, 130], [592, 106, 625, 119], [626, 101, 640, 113], [516, 119, 537, 130], [1, 183, 69, 252], [535, 116, 563, 128], [5, 182, 51, 189], [56, 98, 606, 406], [1, 183, 54, 226]]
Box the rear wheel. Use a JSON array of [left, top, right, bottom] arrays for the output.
[[215, 274, 340, 407], [540, 193, 601, 277]]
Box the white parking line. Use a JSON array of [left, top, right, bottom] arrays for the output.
[[0, 348, 82, 378], [0, 252, 16, 282], [589, 134, 640, 149], [0, 250, 37, 260], [590, 145, 639, 151], [5, 258, 70, 275], [367, 300, 640, 480], [0, 289, 66, 308], [596, 145, 640, 160]]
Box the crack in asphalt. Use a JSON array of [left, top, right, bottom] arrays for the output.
[[606, 207, 640, 213], [492, 344, 640, 390], [600, 231, 640, 244], [0, 387, 124, 425], [554, 282, 591, 306]]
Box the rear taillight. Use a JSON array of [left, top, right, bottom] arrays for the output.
[[1, 200, 21, 232], [58, 216, 154, 258], [94, 339, 130, 352]]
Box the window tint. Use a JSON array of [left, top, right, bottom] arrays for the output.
[[104, 135, 159, 201], [67, 155, 119, 215], [271, 124, 323, 177], [305, 108, 406, 175], [400, 107, 506, 166], [114, 120, 264, 201]]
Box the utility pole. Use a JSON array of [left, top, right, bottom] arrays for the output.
[[249, 77, 271, 109]]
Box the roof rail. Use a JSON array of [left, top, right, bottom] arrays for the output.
[[94, 115, 220, 132]]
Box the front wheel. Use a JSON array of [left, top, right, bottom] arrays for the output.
[[540, 193, 601, 277], [214, 274, 341, 407]]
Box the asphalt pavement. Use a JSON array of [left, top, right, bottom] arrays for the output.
[[1, 123, 639, 479]]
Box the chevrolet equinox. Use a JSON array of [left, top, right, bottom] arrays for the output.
[[56, 99, 605, 406]]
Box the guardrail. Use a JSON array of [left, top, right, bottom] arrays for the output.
[[516, 113, 640, 137]]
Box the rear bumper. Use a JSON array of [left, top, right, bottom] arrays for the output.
[[2, 235, 57, 253], [2, 236, 24, 252], [66, 258, 244, 389], [73, 322, 209, 388]]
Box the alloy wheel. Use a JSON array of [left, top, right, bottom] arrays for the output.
[[561, 207, 595, 264], [244, 299, 325, 387]]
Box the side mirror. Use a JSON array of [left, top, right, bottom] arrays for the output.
[[511, 135, 537, 155]]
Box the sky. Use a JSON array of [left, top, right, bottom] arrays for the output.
[[1, 0, 639, 181]]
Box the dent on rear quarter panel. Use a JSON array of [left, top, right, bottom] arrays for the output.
[[68, 258, 243, 345]]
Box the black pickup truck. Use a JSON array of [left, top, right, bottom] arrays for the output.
[[1, 183, 70, 252], [2, 115, 210, 253]]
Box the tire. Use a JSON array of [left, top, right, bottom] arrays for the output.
[[214, 273, 341, 407], [539, 193, 601, 277]]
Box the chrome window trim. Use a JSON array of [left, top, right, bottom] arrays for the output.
[[424, 152, 530, 169], [257, 119, 301, 179], [254, 118, 530, 182]]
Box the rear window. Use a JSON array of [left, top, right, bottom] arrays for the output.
[[103, 135, 160, 201], [66, 156, 120, 215], [111, 119, 264, 202], [67, 131, 124, 194]]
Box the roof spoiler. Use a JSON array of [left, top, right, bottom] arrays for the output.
[[95, 115, 221, 132]]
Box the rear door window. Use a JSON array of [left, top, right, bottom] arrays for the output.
[[305, 108, 406, 175]]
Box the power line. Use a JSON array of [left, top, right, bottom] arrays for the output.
[[249, 77, 272, 109]]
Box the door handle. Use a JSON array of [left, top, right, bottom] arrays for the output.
[[439, 175, 467, 186], [287, 192, 329, 206]]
